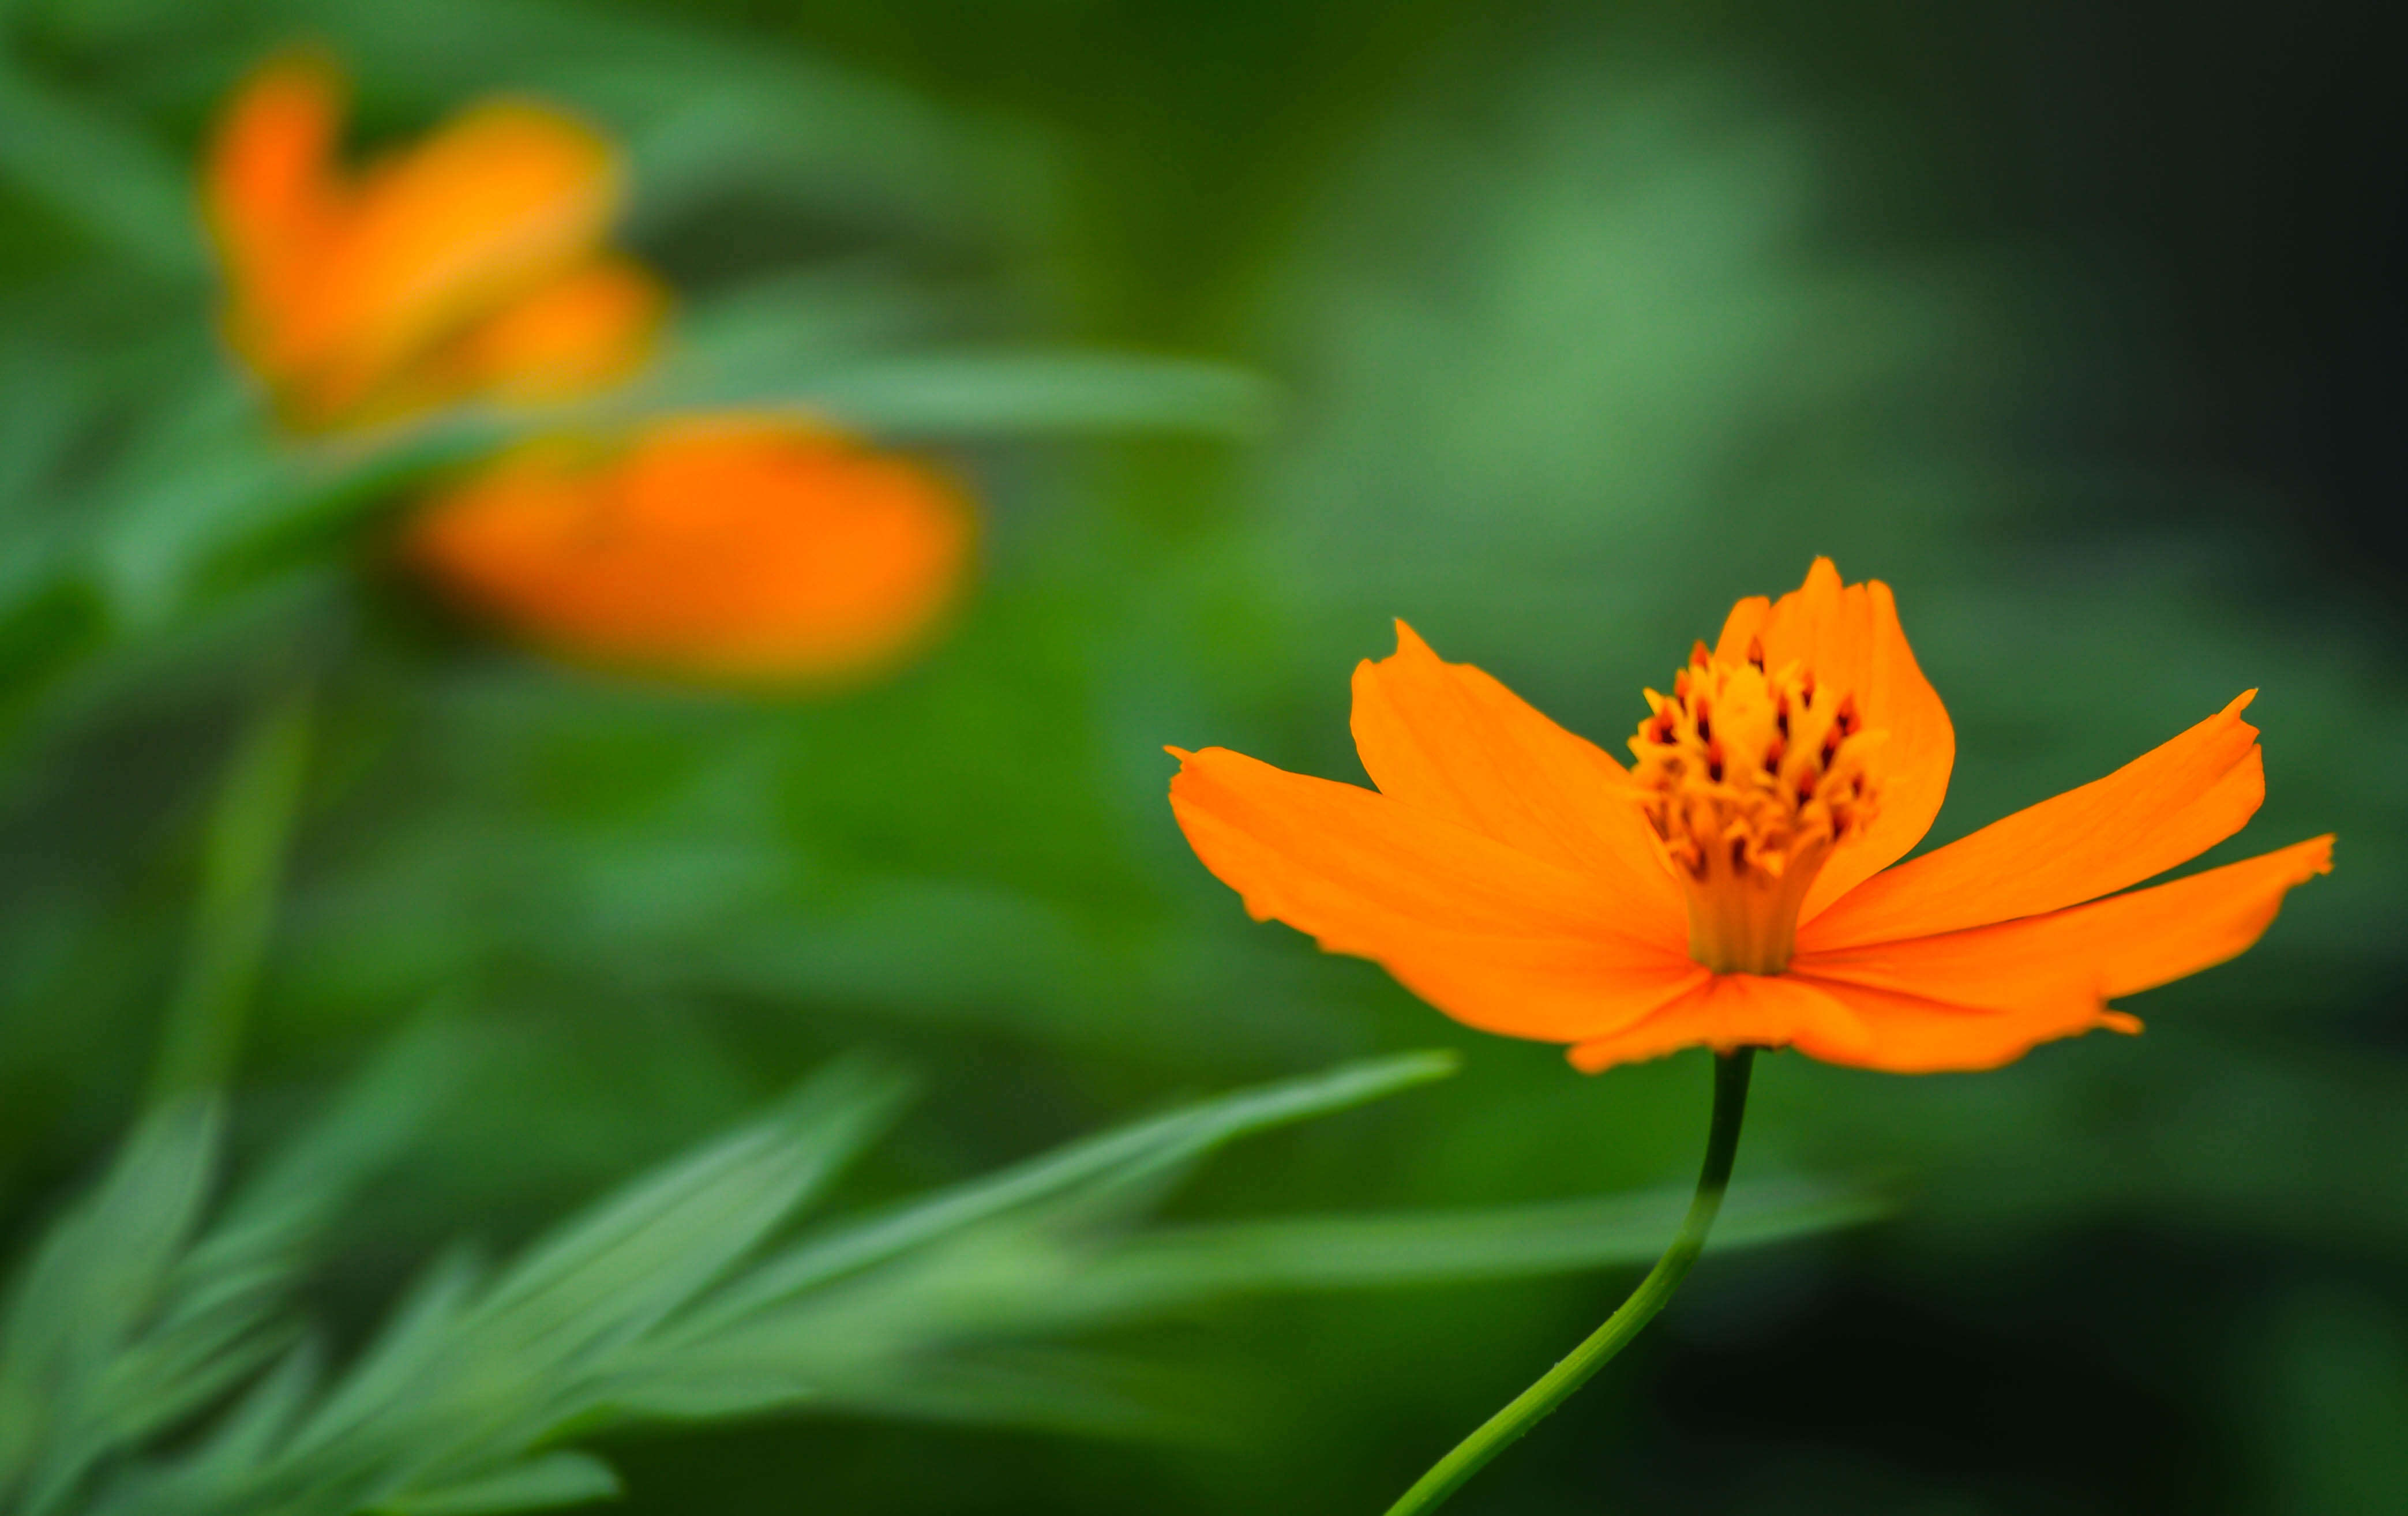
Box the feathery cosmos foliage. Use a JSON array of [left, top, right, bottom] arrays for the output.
[[0, 1039, 1876, 1516], [1171, 558, 2332, 1072]]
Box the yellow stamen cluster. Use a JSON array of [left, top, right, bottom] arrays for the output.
[[1628, 636, 1884, 974]]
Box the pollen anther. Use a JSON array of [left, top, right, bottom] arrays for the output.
[[1627, 643, 1885, 974]]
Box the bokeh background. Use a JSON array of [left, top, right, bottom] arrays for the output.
[[3, 1, 2404, 1511]]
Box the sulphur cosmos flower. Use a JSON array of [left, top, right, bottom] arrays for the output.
[[1170, 559, 2330, 1073], [204, 51, 663, 432]]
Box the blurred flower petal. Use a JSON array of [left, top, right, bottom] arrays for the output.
[[405, 417, 973, 683], [204, 52, 653, 431]]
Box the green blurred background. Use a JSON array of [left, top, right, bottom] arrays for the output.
[[2, 0, 2403, 1511]]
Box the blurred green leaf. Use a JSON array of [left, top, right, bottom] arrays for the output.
[[148, 684, 314, 1103], [657, 348, 1277, 441], [0, 1055, 1455, 1514], [1075, 1178, 1889, 1307], [0, 57, 202, 279], [2253, 1289, 2408, 1512], [0, 1098, 226, 1514], [669, 1050, 1460, 1341], [189, 0, 1048, 253], [25, 1050, 1927, 1515], [374, 1455, 620, 1516], [0, 1024, 468, 1516]]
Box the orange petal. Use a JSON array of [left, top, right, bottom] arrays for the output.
[[1169, 746, 1701, 1043], [1782, 835, 2332, 1071], [406, 418, 973, 681], [204, 51, 346, 368], [1805, 691, 2266, 949], [1770, 976, 2132, 1074], [1566, 973, 1876, 1072], [1746, 558, 1956, 921], [1349, 622, 1683, 940], [441, 255, 666, 404], [286, 98, 622, 424]]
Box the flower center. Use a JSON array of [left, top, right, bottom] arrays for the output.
[[1627, 637, 1884, 974]]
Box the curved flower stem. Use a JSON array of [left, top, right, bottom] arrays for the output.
[[1382, 1047, 1757, 1516]]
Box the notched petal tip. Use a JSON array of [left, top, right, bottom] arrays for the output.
[[2301, 832, 2336, 875], [2213, 688, 2263, 749], [1789, 828, 2334, 1071], [1805, 687, 2282, 948], [208, 49, 347, 249], [1388, 618, 1435, 659]]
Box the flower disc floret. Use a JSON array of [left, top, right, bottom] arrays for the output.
[[1629, 637, 1883, 973]]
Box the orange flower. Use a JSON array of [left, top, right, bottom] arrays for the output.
[[1169, 559, 2332, 1073], [403, 417, 973, 682], [204, 51, 663, 431]]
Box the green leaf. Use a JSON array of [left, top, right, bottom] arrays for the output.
[[673, 1050, 1457, 1334], [756, 351, 1277, 440], [471, 1059, 911, 1354], [0, 1026, 467, 1516], [373, 1453, 620, 1516], [0, 59, 204, 279], [216, 1021, 484, 1241], [1068, 1178, 1892, 1310], [147, 684, 315, 1103], [254, 0, 1041, 249], [6, 1048, 1880, 1516], [0, 1098, 223, 1511]]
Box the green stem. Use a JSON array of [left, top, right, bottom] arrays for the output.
[[145, 684, 314, 1105], [1383, 1047, 1757, 1516]]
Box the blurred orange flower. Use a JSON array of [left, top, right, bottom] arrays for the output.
[[204, 51, 663, 431], [1169, 558, 2332, 1073], [404, 418, 973, 682]]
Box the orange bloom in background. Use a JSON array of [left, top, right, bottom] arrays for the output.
[[404, 418, 974, 682], [1169, 558, 2332, 1074], [204, 51, 663, 432]]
